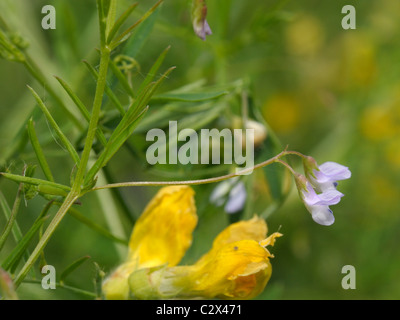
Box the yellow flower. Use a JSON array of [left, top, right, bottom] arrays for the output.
[[102, 186, 197, 300], [102, 185, 281, 300], [128, 216, 282, 300], [128, 186, 197, 268]]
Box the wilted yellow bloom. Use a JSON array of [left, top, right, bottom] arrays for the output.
[[183, 235, 281, 299], [102, 186, 197, 300], [128, 216, 282, 300], [128, 186, 197, 268]]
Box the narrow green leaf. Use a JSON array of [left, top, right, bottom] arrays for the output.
[[60, 256, 91, 283], [27, 86, 80, 166], [84, 66, 174, 184], [0, 192, 23, 244], [2, 216, 48, 272], [151, 90, 229, 102], [0, 192, 32, 268], [82, 60, 125, 116], [126, 66, 176, 130], [136, 46, 170, 95], [0, 172, 71, 192], [97, 0, 107, 47], [93, 262, 105, 299], [84, 106, 149, 184], [109, 59, 135, 97], [106, 3, 139, 44], [0, 184, 23, 253], [111, 0, 163, 50], [54, 76, 108, 146], [27, 119, 55, 182], [105, 0, 117, 37], [54, 76, 91, 122], [23, 278, 96, 298]]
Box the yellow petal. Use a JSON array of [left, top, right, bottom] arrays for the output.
[[260, 232, 283, 248], [188, 239, 274, 299], [125, 220, 282, 300], [196, 215, 267, 267], [128, 185, 197, 268], [212, 215, 268, 247]]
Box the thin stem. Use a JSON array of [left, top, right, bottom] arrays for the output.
[[72, 47, 111, 192], [0, 183, 23, 252], [283, 150, 307, 159], [23, 279, 96, 299], [14, 192, 79, 288], [275, 159, 297, 175], [13, 5, 114, 287], [27, 119, 55, 182], [91, 150, 296, 191]]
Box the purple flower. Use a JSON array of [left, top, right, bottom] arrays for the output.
[[300, 181, 344, 226], [306, 160, 351, 192], [210, 178, 246, 214], [191, 0, 212, 41]]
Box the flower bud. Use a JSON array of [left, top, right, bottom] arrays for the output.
[[191, 0, 212, 40]]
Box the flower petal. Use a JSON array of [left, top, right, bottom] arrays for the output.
[[319, 162, 352, 180], [224, 182, 247, 214], [310, 205, 335, 226], [128, 186, 197, 268]]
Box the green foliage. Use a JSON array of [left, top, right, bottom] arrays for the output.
[[0, 0, 399, 300]]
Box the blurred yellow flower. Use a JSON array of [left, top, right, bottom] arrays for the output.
[[360, 105, 399, 142], [102, 186, 197, 300], [285, 14, 325, 57], [184, 233, 282, 299], [263, 94, 301, 134], [128, 186, 197, 268], [103, 187, 281, 300], [128, 216, 282, 300]]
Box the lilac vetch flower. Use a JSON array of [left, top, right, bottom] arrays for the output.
[[295, 174, 344, 226], [224, 181, 246, 214], [210, 178, 247, 214], [301, 181, 344, 226], [304, 157, 351, 192], [191, 0, 212, 40]]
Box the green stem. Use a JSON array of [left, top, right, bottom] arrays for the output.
[[0, 172, 71, 192], [14, 192, 79, 287], [13, 22, 113, 287], [275, 159, 297, 175], [72, 47, 111, 192], [0, 183, 23, 252], [23, 279, 96, 299], [91, 150, 300, 191]]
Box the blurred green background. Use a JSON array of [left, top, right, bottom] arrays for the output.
[[0, 0, 399, 299]]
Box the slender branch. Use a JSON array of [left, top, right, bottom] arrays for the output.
[[91, 150, 301, 191], [14, 192, 79, 288], [71, 47, 111, 192], [23, 279, 97, 298], [275, 159, 297, 175], [0, 182, 23, 252], [13, 2, 114, 287]]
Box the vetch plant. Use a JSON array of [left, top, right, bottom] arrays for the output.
[[0, 0, 351, 300]]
